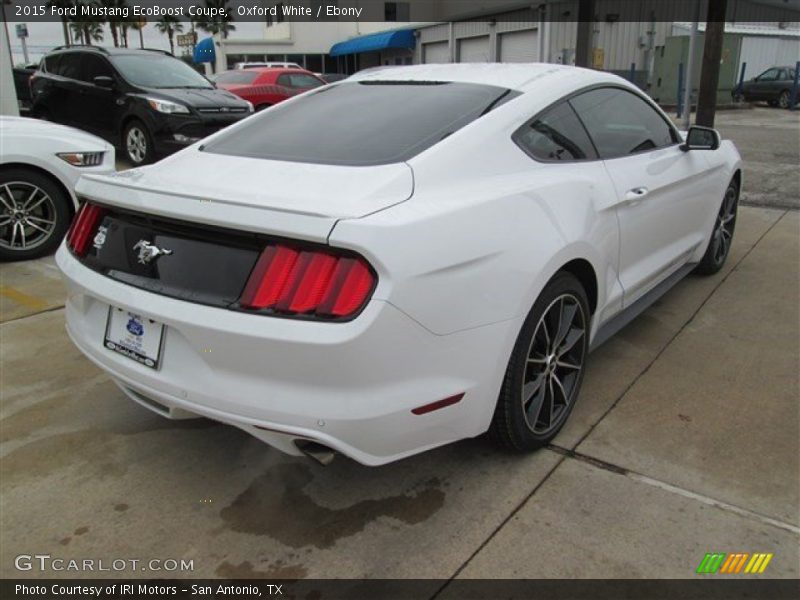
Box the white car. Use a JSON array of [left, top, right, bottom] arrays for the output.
[[56, 64, 741, 466], [235, 62, 302, 70], [1, 117, 115, 260]]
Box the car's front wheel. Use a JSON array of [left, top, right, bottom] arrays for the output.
[[490, 272, 590, 451], [0, 167, 72, 261], [694, 179, 739, 276], [123, 120, 154, 165]]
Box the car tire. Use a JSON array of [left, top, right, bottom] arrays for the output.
[[255, 103, 272, 111], [778, 90, 791, 109], [0, 167, 72, 261], [489, 272, 590, 451], [694, 178, 739, 276], [123, 120, 154, 165]]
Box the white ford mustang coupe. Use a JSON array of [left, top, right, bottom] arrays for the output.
[[57, 64, 742, 465], [1, 117, 115, 260]]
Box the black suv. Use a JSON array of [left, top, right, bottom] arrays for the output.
[[31, 46, 253, 165]]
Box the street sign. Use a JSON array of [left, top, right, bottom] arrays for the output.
[[177, 32, 197, 48], [15, 24, 29, 39]]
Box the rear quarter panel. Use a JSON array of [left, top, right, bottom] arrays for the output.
[[330, 137, 623, 340]]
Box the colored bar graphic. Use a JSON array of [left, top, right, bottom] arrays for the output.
[[700, 552, 775, 575], [697, 553, 726, 574], [720, 553, 750, 573]]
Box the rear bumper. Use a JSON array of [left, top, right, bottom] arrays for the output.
[[56, 245, 518, 465]]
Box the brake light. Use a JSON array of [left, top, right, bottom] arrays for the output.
[[66, 202, 106, 257], [239, 244, 376, 319]]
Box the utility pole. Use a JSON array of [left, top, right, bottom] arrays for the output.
[[575, 0, 595, 68], [682, 0, 702, 130], [696, 0, 728, 127]]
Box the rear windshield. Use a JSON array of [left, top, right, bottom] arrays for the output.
[[201, 81, 518, 166]]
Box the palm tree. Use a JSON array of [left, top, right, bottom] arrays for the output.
[[194, 0, 235, 39], [69, 0, 105, 46], [69, 21, 105, 45], [99, 0, 129, 47], [155, 15, 184, 55], [46, 0, 76, 46], [129, 17, 146, 49]]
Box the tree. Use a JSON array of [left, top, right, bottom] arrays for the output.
[[69, 0, 105, 46], [99, 0, 130, 47], [155, 15, 184, 55], [46, 0, 76, 46], [194, 0, 235, 39], [70, 21, 105, 45], [129, 17, 146, 49]]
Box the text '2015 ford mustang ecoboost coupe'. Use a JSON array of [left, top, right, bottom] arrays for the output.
[[57, 64, 742, 466]]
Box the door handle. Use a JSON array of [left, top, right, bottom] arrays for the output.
[[624, 187, 649, 203]]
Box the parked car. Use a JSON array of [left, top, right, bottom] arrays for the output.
[[30, 46, 253, 166], [57, 64, 741, 466], [734, 66, 798, 108], [0, 116, 114, 261], [13, 63, 38, 115], [214, 67, 326, 111], [234, 61, 302, 70]]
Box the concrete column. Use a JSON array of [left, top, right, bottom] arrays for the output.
[[0, 20, 19, 116]]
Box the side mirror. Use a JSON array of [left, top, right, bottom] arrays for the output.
[[93, 75, 115, 89], [680, 126, 720, 152]]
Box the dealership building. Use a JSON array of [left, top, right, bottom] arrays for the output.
[[209, 0, 799, 89]]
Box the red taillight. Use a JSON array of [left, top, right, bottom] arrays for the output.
[[67, 202, 106, 257], [239, 244, 376, 319]]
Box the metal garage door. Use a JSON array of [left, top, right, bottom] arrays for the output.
[[499, 29, 539, 63], [422, 41, 450, 64], [457, 36, 491, 62]]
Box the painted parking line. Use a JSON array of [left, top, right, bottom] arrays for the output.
[[0, 285, 49, 312]]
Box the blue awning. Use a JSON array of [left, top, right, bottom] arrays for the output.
[[193, 37, 215, 64], [330, 29, 415, 57]]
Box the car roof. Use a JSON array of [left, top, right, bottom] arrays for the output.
[[348, 63, 623, 93], [242, 67, 317, 75], [48, 46, 173, 58]]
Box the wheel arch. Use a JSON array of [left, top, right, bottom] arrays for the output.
[[732, 168, 742, 191], [0, 162, 77, 216], [557, 258, 598, 315], [120, 114, 145, 146]]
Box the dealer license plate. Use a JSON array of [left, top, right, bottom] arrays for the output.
[[104, 307, 165, 370]]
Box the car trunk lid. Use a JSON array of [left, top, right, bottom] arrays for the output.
[[76, 149, 414, 243]]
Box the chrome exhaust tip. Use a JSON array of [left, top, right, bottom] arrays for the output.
[[295, 440, 335, 466]]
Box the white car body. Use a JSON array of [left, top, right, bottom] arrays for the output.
[[0, 116, 115, 210], [235, 62, 302, 70], [56, 64, 741, 465]]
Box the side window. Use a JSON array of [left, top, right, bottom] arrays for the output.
[[43, 54, 61, 74], [570, 87, 678, 159], [758, 68, 780, 81], [81, 55, 114, 83], [286, 73, 324, 89], [514, 101, 597, 161], [58, 53, 83, 80]]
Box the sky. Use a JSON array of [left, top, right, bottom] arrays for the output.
[[5, 20, 266, 65]]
